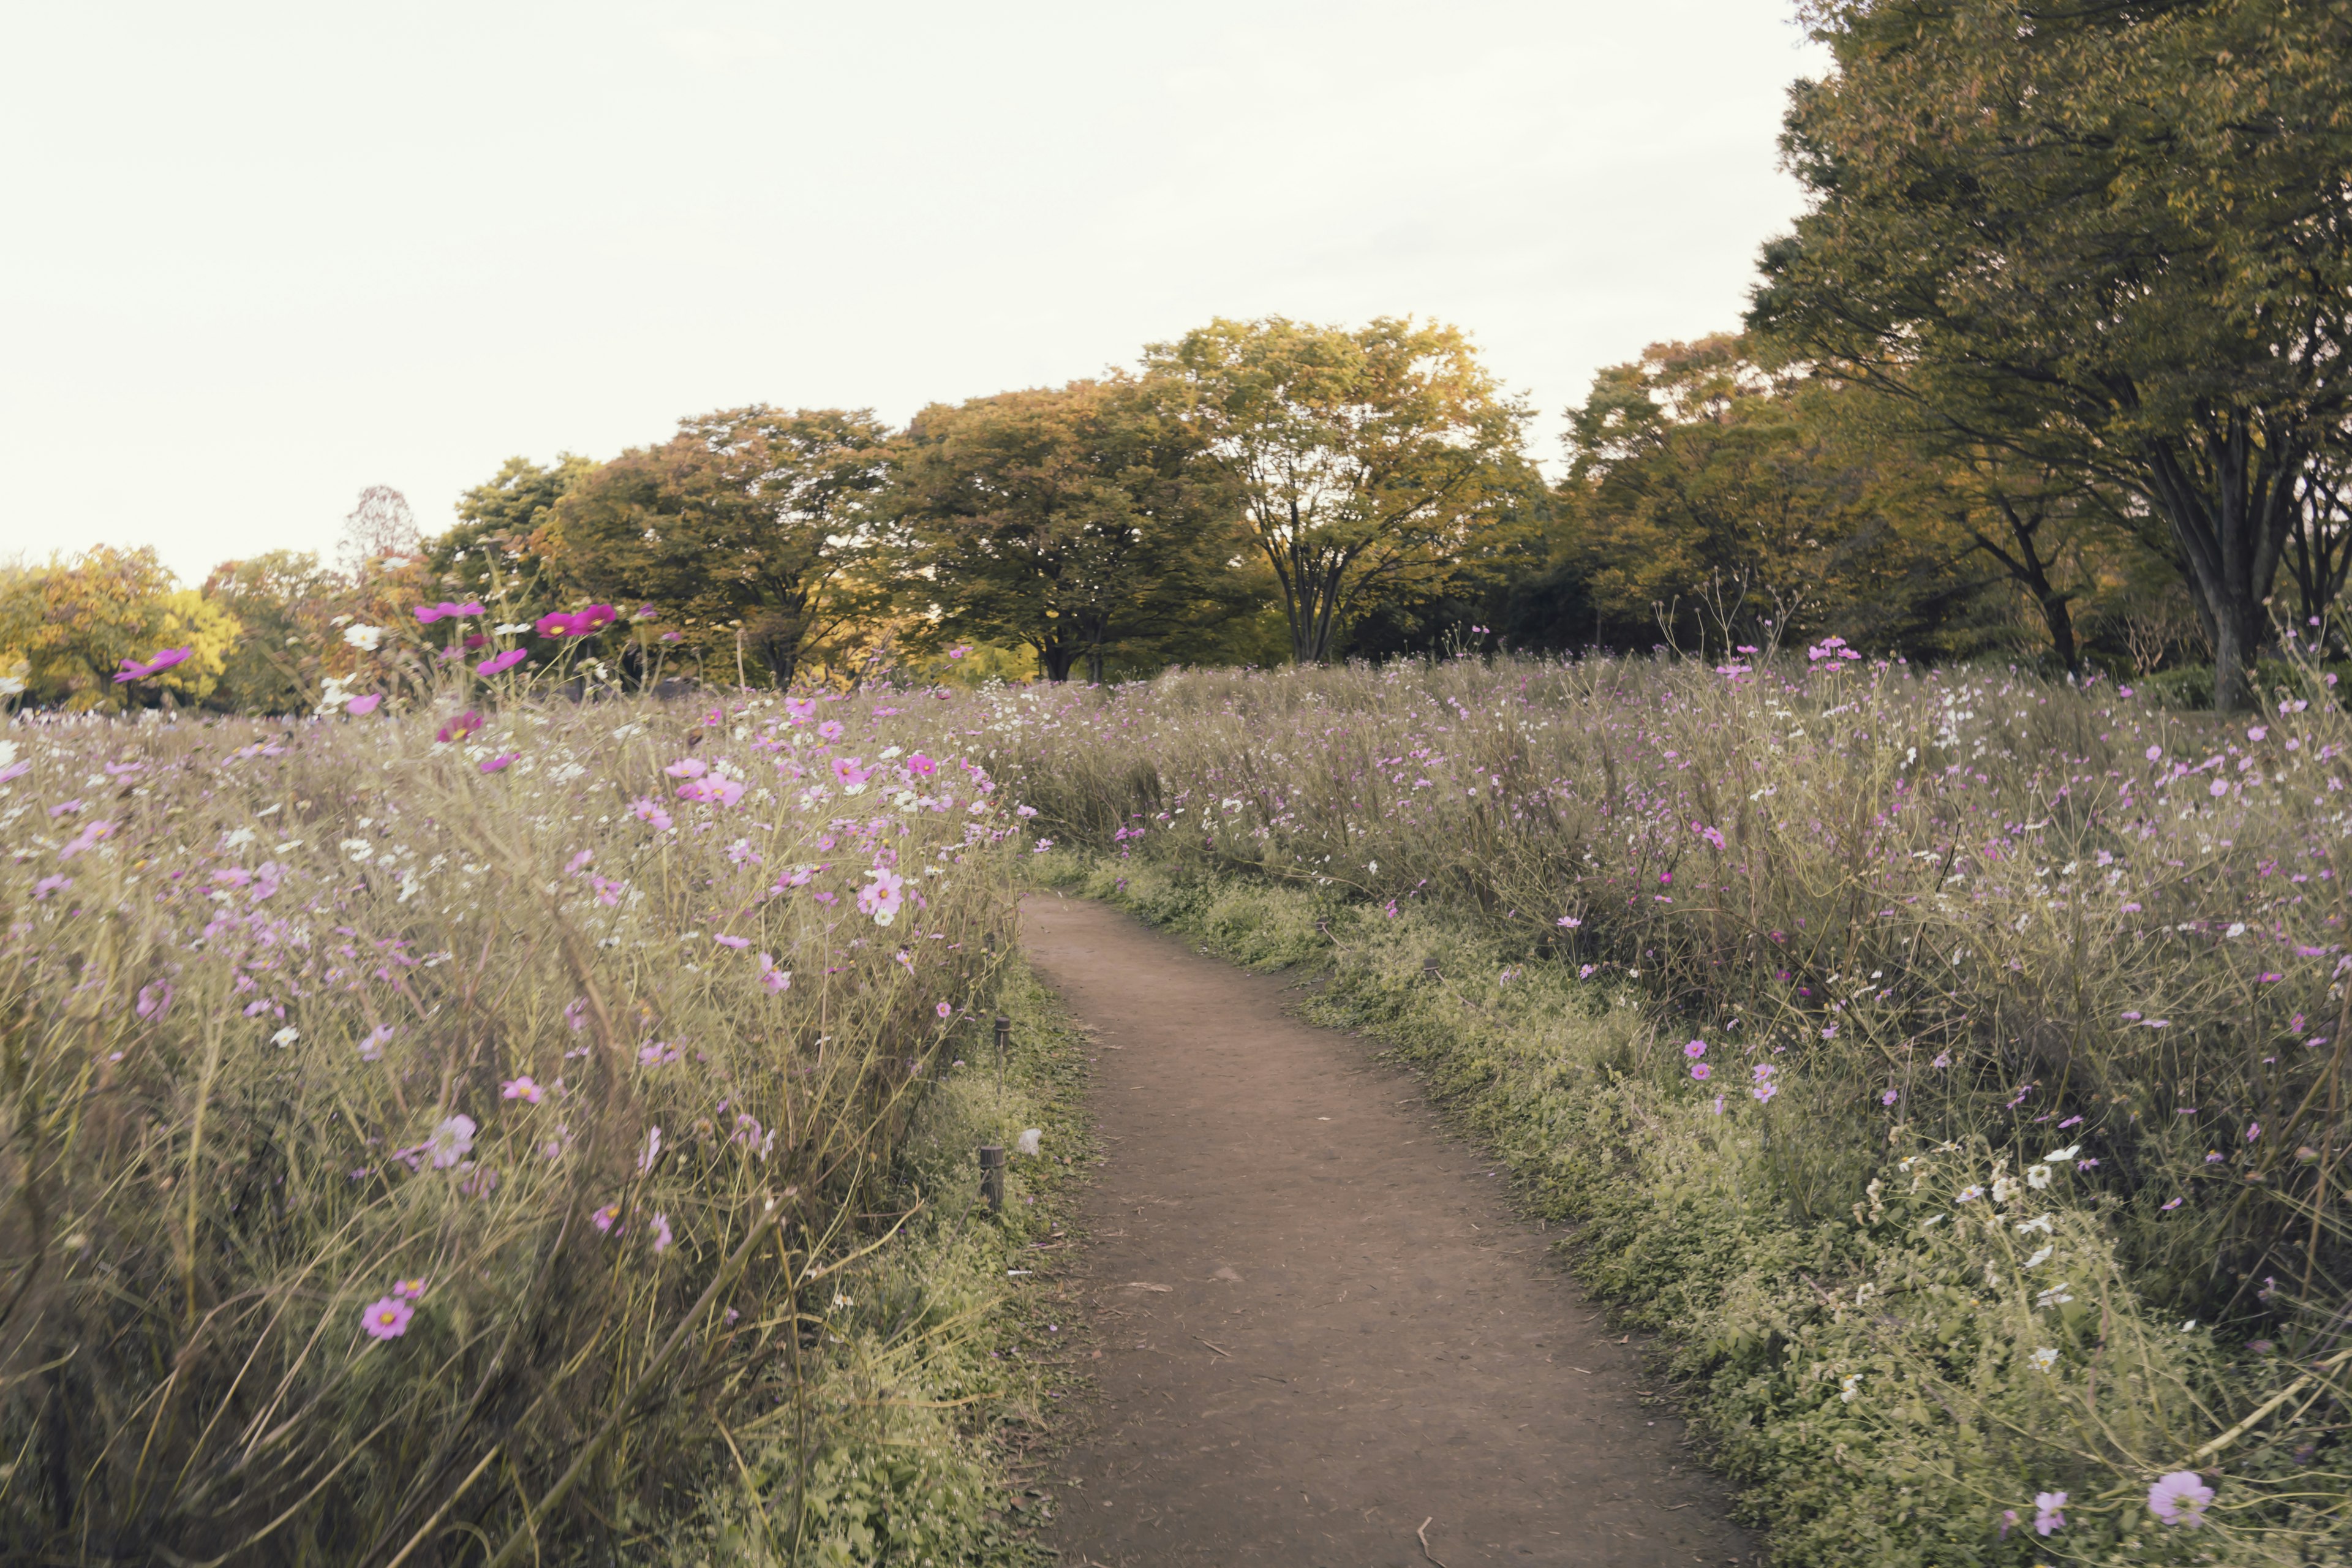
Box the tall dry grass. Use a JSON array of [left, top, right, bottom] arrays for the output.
[[989, 650, 2350, 1342], [0, 684, 1026, 1562]]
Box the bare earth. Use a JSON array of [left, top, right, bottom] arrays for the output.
[[1022, 895, 1754, 1568]]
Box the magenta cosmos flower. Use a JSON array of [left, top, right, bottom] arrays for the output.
[[112, 646, 192, 683], [476, 648, 529, 677], [478, 752, 521, 774], [361, 1295, 415, 1340], [437, 710, 483, 744]]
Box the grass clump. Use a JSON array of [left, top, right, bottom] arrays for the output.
[[0, 687, 1055, 1564], [985, 644, 2352, 1565]]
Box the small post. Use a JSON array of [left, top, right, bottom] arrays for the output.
[[978, 1144, 1006, 1213], [1423, 957, 1441, 981], [994, 1014, 1011, 1087]]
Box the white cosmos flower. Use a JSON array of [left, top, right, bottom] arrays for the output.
[[428, 1114, 477, 1169], [342, 624, 385, 651], [2028, 1347, 2059, 1372], [2045, 1144, 2080, 1163], [2026, 1163, 2052, 1189], [271, 1027, 300, 1047], [2024, 1245, 2053, 1269]]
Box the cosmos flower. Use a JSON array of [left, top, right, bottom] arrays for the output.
[[478, 752, 521, 774], [346, 694, 383, 716], [758, 954, 791, 993], [476, 649, 529, 677], [112, 647, 192, 683], [358, 1025, 394, 1061], [361, 1296, 415, 1340], [2147, 1471, 2213, 1528], [2034, 1491, 2066, 1536], [502, 1075, 543, 1104], [437, 710, 483, 745], [427, 1115, 477, 1169]]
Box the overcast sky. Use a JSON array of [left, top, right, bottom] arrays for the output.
[[2, 2, 1823, 583]]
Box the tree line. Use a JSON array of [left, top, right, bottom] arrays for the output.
[[7, 1, 2346, 714]]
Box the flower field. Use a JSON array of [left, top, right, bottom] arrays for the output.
[[0, 685, 1046, 1563], [988, 651, 2352, 1564]]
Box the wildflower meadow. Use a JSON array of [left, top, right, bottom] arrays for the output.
[[0, 636, 1077, 1564], [990, 644, 2352, 1566]]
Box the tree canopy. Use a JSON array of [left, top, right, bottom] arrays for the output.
[[1753, 0, 2352, 707], [1144, 316, 1532, 664]]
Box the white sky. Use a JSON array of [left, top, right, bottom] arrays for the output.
[[1, 2, 1824, 584]]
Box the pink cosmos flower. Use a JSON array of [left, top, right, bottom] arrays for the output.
[[502, 1075, 544, 1104], [437, 710, 483, 744], [358, 1024, 394, 1061], [479, 752, 520, 774], [34, 874, 71, 900], [665, 758, 708, 778], [629, 797, 674, 831], [758, 953, 791, 993], [948, 644, 970, 659], [346, 693, 383, 715], [564, 849, 593, 875], [2147, 1471, 2213, 1528], [785, 697, 816, 723], [392, 1277, 426, 1300], [817, 720, 845, 741], [907, 752, 938, 777], [1683, 1039, 1706, 1058], [1691, 1063, 1711, 1080], [137, 980, 174, 1019], [1556, 915, 1582, 929], [652, 1212, 674, 1252], [0, 761, 29, 785], [59, 820, 115, 860], [112, 647, 192, 684], [1880, 1088, 1899, 1107], [936, 1001, 954, 1018], [592, 1203, 623, 1234], [857, 868, 906, 925], [361, 1295, 415, 1340], [48, 799, 81, 819], [712, 933, 750, 950], [831, 756, 870, 788], [476, 648, 529, 677]]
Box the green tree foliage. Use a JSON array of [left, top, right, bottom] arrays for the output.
[[430, 453, 595, 606], [1754, 0, 2352, 708], [1144, 316, 1532, 663], [893, 377, 1248, 682], [545, 409, 890, 687], [200, 550, 350, 714], [0, 547, 238, 710]]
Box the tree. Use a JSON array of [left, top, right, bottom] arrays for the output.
[[1753, 0, 2352, 709], [1562, 336, 1988, 659], [545, 409, 890, 688], [894, 377, 1246, 682], [200, 550, 351, 713], [0, 547, 238, 710], [335, 486, 423, 577], [429, 454, 596, 607], [1142, 316, 1531, 663]]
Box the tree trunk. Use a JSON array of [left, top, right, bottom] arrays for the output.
[[2142, 426, 2302, 713], [1039, 639, 1075, 682]]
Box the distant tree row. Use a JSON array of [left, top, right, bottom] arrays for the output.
[[9, 3, 2347, 713]]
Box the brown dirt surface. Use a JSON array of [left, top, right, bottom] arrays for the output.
[[1020, 894, 1755, 1567]]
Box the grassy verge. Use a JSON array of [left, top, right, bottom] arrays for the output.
[[1047, 855, 2345, 1568], [656, 952, 1094, 1567]]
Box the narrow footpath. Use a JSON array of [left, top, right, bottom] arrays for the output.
[[1022, 895, 1753, 1568]]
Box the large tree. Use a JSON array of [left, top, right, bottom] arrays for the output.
[[1752, 0, 2352, 709], [894, 376, 1243, 682], [1143, 316, 1531, 664], [546, 408, 890, 688]]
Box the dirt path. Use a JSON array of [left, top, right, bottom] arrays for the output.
[[1021, 895, 1753, 1568]]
